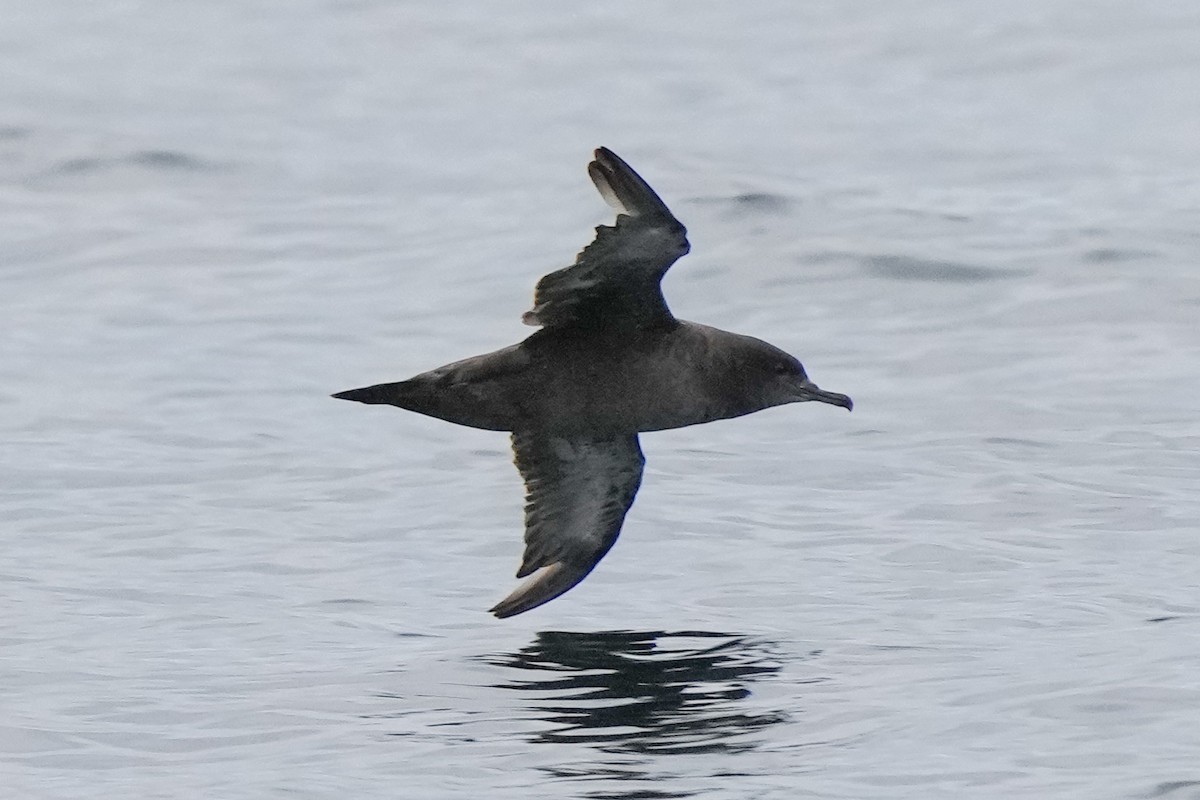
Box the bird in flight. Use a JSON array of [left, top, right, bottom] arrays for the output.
[[335, 148, 852, 618]]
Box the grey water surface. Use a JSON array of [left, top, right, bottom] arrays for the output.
[[3, 2, 1200, 798]]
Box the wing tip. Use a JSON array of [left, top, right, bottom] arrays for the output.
[[587, 146, 674, 220], [589, 160, 628, 215], [489, 562, 588, 619]]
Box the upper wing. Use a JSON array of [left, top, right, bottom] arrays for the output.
[[489, 431, 645, 618], [522, 148, 690, 331]]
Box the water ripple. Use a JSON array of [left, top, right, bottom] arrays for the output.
[[482, 630, 790, 756]]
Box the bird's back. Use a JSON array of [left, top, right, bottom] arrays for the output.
[[512, 321, 768, 435]]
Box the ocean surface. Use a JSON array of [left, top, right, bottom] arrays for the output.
[[3, 2, 1199, 798]]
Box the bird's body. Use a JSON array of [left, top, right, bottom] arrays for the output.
[[345, 321, 819, 437], [335, 148, 852, 618]]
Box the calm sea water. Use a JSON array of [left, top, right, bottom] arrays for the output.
[[3, 2, 1200, 798]]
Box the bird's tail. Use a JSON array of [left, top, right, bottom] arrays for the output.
[[331, 381, 415, 406]]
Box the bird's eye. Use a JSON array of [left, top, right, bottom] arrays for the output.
[[773, 361, 791, 375]]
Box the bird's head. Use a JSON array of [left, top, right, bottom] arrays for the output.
[[734, 337, 853, 414]]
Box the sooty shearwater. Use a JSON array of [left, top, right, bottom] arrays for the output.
[[334, 147, 852, 618]]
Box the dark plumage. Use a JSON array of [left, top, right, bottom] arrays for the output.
[[335, 148, 852, 618]]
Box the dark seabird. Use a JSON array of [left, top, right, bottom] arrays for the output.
[[334, 148, 852, 618]]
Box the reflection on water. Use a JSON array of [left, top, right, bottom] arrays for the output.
[[484, 630, 796, 756]]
